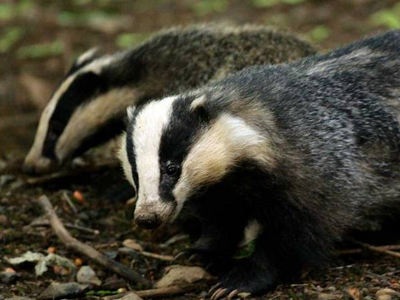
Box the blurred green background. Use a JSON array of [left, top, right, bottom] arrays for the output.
[[0, 0, 399, 155]]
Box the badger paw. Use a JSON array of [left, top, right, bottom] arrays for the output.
[[209, 259, 278, 299]]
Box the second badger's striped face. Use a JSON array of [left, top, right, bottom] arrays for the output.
[[23, 49, 141, 174], [120, 93, 275, 229]]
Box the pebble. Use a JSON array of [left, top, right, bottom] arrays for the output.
[[317, 293, 339, 300], [119, 293, 142, 300], [77, 266, 101, 286], [0, 215, 8, 225], [155, 265, 213, 288], [38, 282, 88, 300], [376, 288, 398, 297]]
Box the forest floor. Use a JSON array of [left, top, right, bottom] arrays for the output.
[[2, 0, 400, 299]]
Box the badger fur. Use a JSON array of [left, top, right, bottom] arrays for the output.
[[119, 30, 400, 297], [23, 24, 316, 174]]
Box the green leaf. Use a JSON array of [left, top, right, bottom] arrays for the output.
[[86, 290, 118, 296], [308, 25, 330, 42], [116, 33, 149, 48], [234, 241, 256, 259], [0, 3, 15, 20], [0, 27, 24, 53], [192, 0, 228, 16], [253, 0, 305, 8], [17, 41, 64, 59], [370, 4, 400, 29]]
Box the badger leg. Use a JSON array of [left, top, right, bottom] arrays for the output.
[[178, 220, 246, 272], [210, 202, 334, 298]]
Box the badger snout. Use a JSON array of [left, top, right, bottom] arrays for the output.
[[134, 212, 162, 229], [23, 156, 57, 175]]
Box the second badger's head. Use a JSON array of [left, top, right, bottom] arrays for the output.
[[119, 90, 277, 229], [23, 48, 142, 174]]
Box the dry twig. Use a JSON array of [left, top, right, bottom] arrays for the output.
[[139, 251, 174, 262], [104, 284, 199, 299], [37, 195, 151, 287], [352, 240, 400, 258]]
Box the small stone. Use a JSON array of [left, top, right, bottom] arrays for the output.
[[378, 296, 391, 300], [318, 293, 338, 300], [155, 265, 214, 288], [5, 297, 35, 300], [77, 266, 101, 286], [0, 215, 7, 225], [123, 239, 144, 252], [38, 282, 88, 299], [119, 293, 142, 300], [0, 271, 20, 284], [0, 175, 14, 189], [376, 289, 399, 297]]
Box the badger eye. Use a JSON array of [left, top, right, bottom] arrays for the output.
[[166, 163, 179, 176]]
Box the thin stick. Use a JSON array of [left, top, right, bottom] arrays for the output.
[[139, 251, 174, 262], [62, 191, 78, 214], [30, 221, 100, 235], [104, 284, 199, 300], [37, 195, 151, 287], [353, 241, 400, 258]]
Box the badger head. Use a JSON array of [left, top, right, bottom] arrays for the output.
[[119, 92, 276, 229], [23, 48, 142, 174]]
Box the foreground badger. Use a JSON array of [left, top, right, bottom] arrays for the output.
[[119, 30, 400, 298], [23, 24, 315, 174]]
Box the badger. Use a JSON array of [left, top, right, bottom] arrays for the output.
[[23, 24, 316, 174], [119, 30, 400, 298]]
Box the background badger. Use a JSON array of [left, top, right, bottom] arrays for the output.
[[119, 30, 400, 298], [23, 24, 316, 175]]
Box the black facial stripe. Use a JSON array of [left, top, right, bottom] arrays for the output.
[[158, 95, 211, 202], [126, 107, 142, 190], [42, 72, 108, 160]]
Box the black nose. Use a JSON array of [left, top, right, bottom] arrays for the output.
[[134, 213, 161, 229]]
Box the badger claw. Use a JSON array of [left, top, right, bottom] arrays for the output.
[[210, 287, 240, 300], [209, 283, 222, 295], [211, 288, 228, 300], [227, 289, 239, 300]]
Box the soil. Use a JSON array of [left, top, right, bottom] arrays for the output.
[[1, 0, 400, 299]]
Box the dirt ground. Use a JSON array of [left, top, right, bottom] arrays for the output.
[[2, 0, 400, 299]]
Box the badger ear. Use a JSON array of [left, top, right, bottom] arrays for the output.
[[189, 95, 210, 121], [76, 47, 101, 65]]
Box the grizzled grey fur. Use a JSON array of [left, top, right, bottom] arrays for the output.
[[123, 30, 400, 296]]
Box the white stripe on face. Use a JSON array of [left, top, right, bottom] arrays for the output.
[[132, 96, 177, 214]]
